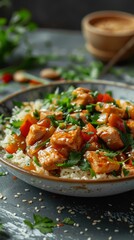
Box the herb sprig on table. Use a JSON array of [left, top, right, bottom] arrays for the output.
[[0, 8, 36, 64], [24, 214, 75, 234]]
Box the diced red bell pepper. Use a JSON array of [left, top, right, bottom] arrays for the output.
[[20, 119, 33, 137], [81, 123, 97, 142], [96, 93, 113, 103], [20, 114, 37, 137]]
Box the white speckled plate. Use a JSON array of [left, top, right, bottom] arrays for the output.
[[0, 80, 134, 197]]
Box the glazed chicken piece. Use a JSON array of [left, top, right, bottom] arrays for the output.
[[71, 87, 94, 106], [50, 125, 83, 151], [126, 119, 134, 137], [97, 125, 124, 150], [85, 151, 120, 174], [116, 99, 134, 119], [26, 124, 47, 146], [40, 110, 63, 121], [38, 146, 66, 170], [95, 102, 125, 118], [70, 110, 89, 124], [26, 124, 55, 146]]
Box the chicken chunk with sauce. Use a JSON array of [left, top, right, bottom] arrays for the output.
[[116, 99, 134, 119], [50, 125, 83, 151], [85, 151, 120, 174], [38, 146, 66, 170], [97, 125, 124, 150], [95, 102, 125, 118], [26, 124, 55, 146], [72, 87, 94, 106]]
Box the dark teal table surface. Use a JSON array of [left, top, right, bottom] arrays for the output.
[[0, 29, 134, 240]]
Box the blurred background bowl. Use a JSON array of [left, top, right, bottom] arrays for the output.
[[81, 11, 134, 62]]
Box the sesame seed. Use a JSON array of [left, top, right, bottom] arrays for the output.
[[25, 188, 30, 192], [80, 231, 84, 234], [14, 195, 19, 198], [64, 230, 68, 233], [35, 209, 40, 212], [40, 205, 46, 209], [114, 229, 119, 232], [0, 193, 3, 199], [129, 225, 134, 228], [3, 196, 7, 200], [17, 204, 20, 207], [85, 228, 88, 231], [108, 236, 112, 240], [70, 211, 75, 215], [92, 222, 96, 225], [28, 200, 33, 204], [22, 199, 27, 202], [39, 198, 43, 202], [105, 228, 109, 231]]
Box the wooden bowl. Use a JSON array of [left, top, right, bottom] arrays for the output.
[[81, 11, 134, 61]]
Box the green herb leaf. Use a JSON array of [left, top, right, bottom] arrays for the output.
[[24, 220, 33, 229], [62, 217, 75, 225], [57, 151, 81, 167], [24, 214, 57, 234], [122, 168, 129, 176], [33, 110, 40, 120], [13, 101, 24, 108], [11, 120, 22, 128], [33, 156, 41, 167]]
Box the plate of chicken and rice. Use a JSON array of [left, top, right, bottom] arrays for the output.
[[0, 80, 134, 197]]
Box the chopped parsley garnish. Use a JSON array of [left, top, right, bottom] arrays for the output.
[[89, 113, 100, 125], [58, 151, 81, 167], [33, 110, 40, 120], [122, 168, 130, 176], [0, 114, 5, 125], [33, 156, 41, 167], [11, 120, 22, 128], [9, 120, 22, 135], [119, 131, 134, 149], [47, 115, 59, 127], [6, 154, 13, 159], [13, 101, 24, 108]]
